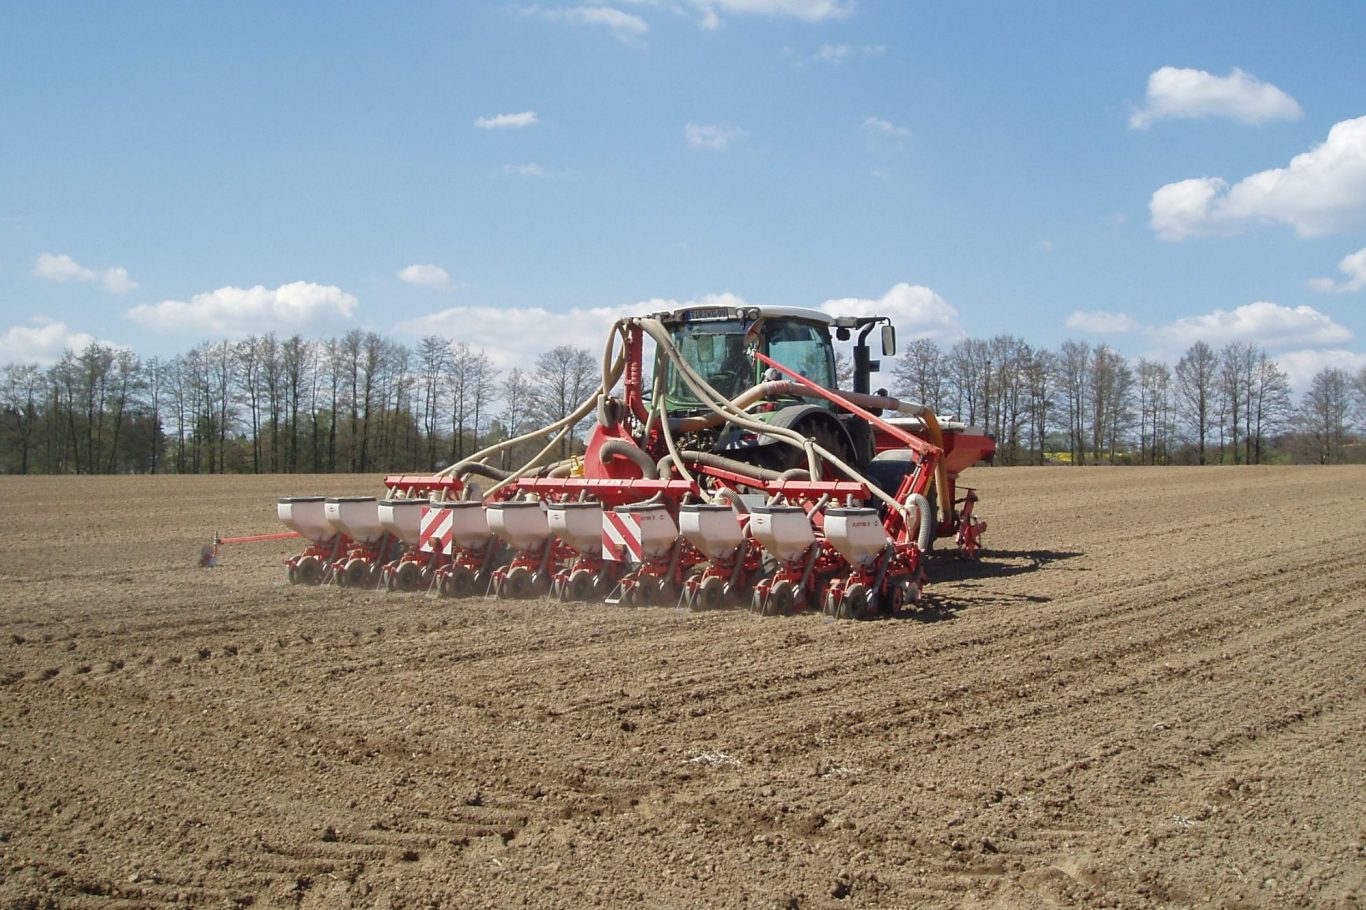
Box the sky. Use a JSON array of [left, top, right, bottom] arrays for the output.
[[3, 1, 1365, 392]]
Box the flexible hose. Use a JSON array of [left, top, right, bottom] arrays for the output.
[[599, 438, 659, 480], [907, 493, 933, 551]]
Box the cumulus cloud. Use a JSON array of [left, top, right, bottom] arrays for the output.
[[474, 111, 539, 130], [526, 5, 649, 43], [0, 319, 99, 365], [125, 281, 359, 334], [1150, 116, 1366, 240], [1275, 348, 1366, 393], [1065, 311, 1140, 334], [685, 123, 744, 151], [1308, 246, 1366, 293], [1129, 67, 1302, 129], [33, 253, 138, 294], [397, 264, 453, 290], [1154, 302, 1352, 350], [819, 283, 962, 342], [862, 116, 908, 137], [395, 294, 750, 370]]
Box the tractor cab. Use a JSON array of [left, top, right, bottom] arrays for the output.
[[658, 306, 839, 411]]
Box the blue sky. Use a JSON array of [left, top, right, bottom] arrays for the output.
[[3, 1, 1365, 390]]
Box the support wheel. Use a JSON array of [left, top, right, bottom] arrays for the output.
[[836, 583, 870, 620], [565, 569, 595, 603], [444, 566, 477, 598], [296, 556, 322, 586], [394, 561, 422, 593], [693, 575, 726, 611], [750, 588, 765, 614], [287, 563, 300, 585], [764, 580, 796, 616], [340, 558, 370, 588], [502, 566, 533, 599]]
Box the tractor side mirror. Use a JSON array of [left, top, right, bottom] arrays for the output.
[[881, 324, 896, 356]]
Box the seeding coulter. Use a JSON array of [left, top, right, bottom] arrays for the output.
[[268, 305, 994, 619]]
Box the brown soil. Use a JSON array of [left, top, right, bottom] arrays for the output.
[[1, 467, 1363, 910]]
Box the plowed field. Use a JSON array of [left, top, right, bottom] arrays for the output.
[[1, 467, 1363, 909]]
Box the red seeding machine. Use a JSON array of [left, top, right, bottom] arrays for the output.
[[264, 305, 994, 619]]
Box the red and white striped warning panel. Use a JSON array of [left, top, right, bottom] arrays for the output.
[[602, 511, 644, 563], [419, 506, 453, 553]]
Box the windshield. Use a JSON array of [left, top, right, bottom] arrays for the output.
[[664, 319, 752, 406], [764, 320, 835, 391], [662, 315, 836, 410]]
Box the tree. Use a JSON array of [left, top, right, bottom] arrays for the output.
[[1055, 340, 1090, 464], [1174, 341, 1217, 465], [892, 337, 946, 415], [1136, 359, 1173, 465], [531, 346, 597, 461], [1299, 367, 1353, 464]]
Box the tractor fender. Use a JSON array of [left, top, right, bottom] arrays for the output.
[[767, 405, 855, 450]]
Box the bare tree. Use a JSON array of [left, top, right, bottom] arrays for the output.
[[1055, 340, 1090, 465], [892, 337, 946, 414], [1136, 359, 1173, 465], [1175, 341, 1217, 465], [531, 346, 597, 460], [1299, 367, 1354, 464]]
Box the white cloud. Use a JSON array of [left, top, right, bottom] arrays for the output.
[[1154, 301, 1352, 350], [0, 319, 99, 365], [819, 283, 962, 342], [1308, 246, 1366, 293], [1129, 66, 1302, 129], [474, 110, 539, 130], [528, 5, 649, 42], [1275, 348, 1366, 394], [1150, 116, 1366, 239], [395, 294, 749, 370], [33, 253, 138, 294], [502, 162, 550, 178], [815, 43, 884, 64], [862, 116, 908, 137], [685, 123, 744, 151], [686, 0, 853, 22], [397, 264, 453, 290], [1065, 311, 1139, 334], [125, 281, 359, 335]]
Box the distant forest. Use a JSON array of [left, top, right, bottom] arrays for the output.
[[1, 329, 1364, 476]]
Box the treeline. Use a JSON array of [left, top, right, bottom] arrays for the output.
[[892, 337, 1366, 466], [1, 330, 1364, 475]]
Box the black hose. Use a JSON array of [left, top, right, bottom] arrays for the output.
[[600, 438, 659, 480]]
